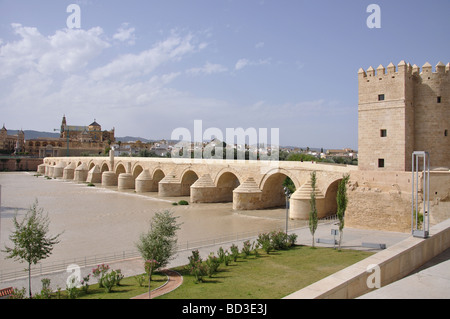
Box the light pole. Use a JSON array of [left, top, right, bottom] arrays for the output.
[[283, 186, 291, 236]]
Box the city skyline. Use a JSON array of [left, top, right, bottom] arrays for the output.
[[1, 0, 449, 150]]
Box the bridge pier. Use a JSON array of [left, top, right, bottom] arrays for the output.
[[47, 165, 54, 178], [190, 174, 217, 203], [74, 163, 89, 182], [63, 162, 76, 180], [290, 180, 325, 219], [159, 174, 182, 197], [232, 177, 262, 210], [37, 163, 46, 175], [53, 162, 66, 179], [135, 169, 153, 193], [118, 173, 135, 190], [102, 171, 118, 186], [87, 165, 102, 184]]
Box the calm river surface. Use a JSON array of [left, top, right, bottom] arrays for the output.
[[0, 172, 303, 270]]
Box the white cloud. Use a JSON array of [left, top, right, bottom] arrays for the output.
[[90, 32, 201, 81], [235, 58, 270, 71], [235, 58, 249, 70], [187, 62, 227, 76], [113, 23, 136, 45], [0, 23, 110, 78]]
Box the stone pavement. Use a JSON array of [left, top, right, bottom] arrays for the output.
[[0, 221, 411, 298], [358, 247, 450, 299]]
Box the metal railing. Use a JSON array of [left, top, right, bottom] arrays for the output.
[[0, 215, 338, 282]]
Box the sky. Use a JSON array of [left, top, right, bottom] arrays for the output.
[[0, 0, 449, 150]]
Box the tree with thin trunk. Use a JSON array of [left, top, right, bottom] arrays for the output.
[[337, 174, 350, 251], [2, 200, 62, 298], [309, 171, 318, 248], [136, 210, 181, 298]]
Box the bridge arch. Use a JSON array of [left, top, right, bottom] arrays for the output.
[[322, 178, 342, 218], [115, 163, 126, 175], [100, 162, 110, 173], [259, 169, 300, 209], [132, 164, 144, 179], [180, 169, 199, 196], [151, 168, 166, 192], [259, 168, 300, 191], [215, 171, 241, 203]]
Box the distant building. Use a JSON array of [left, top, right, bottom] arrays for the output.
[[25, 116, 116, 157], [0, 125, 25, 154], [325, 148, 357, 159]]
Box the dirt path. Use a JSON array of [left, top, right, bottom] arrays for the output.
[[131, 269, 183, 299]]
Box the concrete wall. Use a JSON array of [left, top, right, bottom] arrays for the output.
[[284, 218, 450, 299]]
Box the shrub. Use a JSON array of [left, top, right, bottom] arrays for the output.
[[205, 253, 220, 277], [102, 270, 118, 293], [251, 241, 261, 257], [134, 274, 147, 287], [188, 260, 206, 283], [178, 200, 189, 205], [288, 233, 298, 247], [92, 264, 110, 288], [80, 274, 91, 293], [66, 276, 79, 299], [172, 202, 178, 206], [230, 244, 240, 262], [114, 269, 124, 286], [217, 247, 226, 263], [270, 231, 288, 250], [8, 287, 26, 299], [188, 250, 202, 267], [257, 233, 273, 254], [241, 240, 252, 258], [39, 278, 52, 299], [187, 250, 206, 283]]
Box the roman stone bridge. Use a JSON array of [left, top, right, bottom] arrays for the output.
[[38, 154, 357, 220]]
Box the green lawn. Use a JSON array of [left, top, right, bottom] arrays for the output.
[[157, 246, 373, 299], [47, 245, 372, 299]]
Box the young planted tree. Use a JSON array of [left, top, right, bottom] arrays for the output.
[[336, 174, 350, 251], [2, 200, 62, 298], [309, 171, 318, 248], [135, 210, 181, 298]]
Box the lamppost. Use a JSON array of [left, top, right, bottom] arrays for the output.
[[283, 186, 291, 236]]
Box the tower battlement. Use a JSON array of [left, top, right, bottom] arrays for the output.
[[358, 60, 450, 172], [359, 61, 449, 81]]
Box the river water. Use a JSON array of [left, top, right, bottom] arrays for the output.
[[0, 172, 304, 271]]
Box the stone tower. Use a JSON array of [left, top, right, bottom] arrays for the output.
[[60, 115, 67, 138], [358, 61, 450, 171]]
